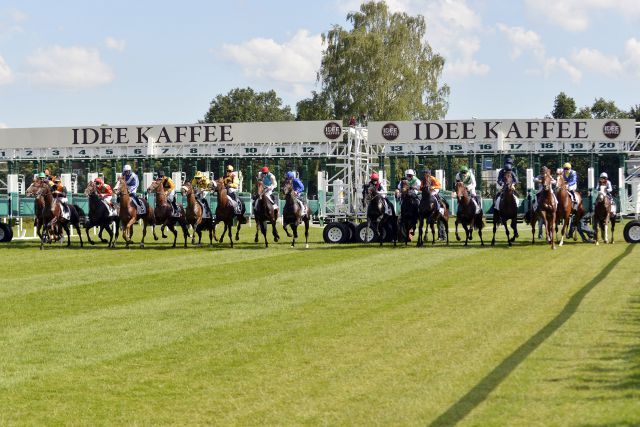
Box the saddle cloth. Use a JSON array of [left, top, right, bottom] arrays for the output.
[[197, 200, 211, 218]]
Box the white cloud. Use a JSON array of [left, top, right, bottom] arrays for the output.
[[544, 57, 582, 83], [0, 55, 13, 85], [445, 37, 490, 77], [26, 45, 114, 88], [525, 0, 640, 32], [9, 9, 28, 23], [105, 36, 126, 52], [497, 24, 545, 60], [624, 37, 640, 77], [222, 29, 322, 96], [0, 123, 8, 128], [0, 8, 26, 39], [571, 48, 624, 76]]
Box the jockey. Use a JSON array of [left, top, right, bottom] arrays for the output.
[[51, 177, 69, 214], [95, 177, 114, 209], [223, 165, 240, 204], [44, 168, 55, 187], [397, 169, 421, 197], [561, 162, 578, 210], [532, 166, 557, 211], [495, 160, 519, 212], [421, 169, 445, 214], [122, 164, 142, 210], [36, 171, 46, 183], [191, 171, 211, 216], [368, 172, 388, 195], [597, 172, 615, 215], [286, 171, 307, 215], [455, 166, 480, 212], [254, 166, 278, 212], [157, 170, 178, 215]]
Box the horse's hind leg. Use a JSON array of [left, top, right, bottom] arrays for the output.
[[304, 219, 309, 248], [283, 223, 292, 238], [491, 219, 498, 246], [290, 224, 297, 247], [272, 220, 280, 242], [254, 221, 260, 243], [235, 218, 242, 241]]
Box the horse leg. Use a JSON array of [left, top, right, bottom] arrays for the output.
[[550, 213, 556, 250], [491, 217, 498, 246], [430, 222, 436, 245], [271, 220, 280, 243], [462, 223, 469, 246], [283, 222, 292, 238], [64, 224, 71, 247], [443, 217, 449, 245], [227, 221, 234, 248], [168, 223, 178, 248], [304, 219, 309, 248], [509, 218, 518, 243], [254, 220, 260, 243], [260, 221, 269, 248], [291, 223, 297, 247], [502, 218, 511, 247], [85, 222, 96, 245], [610, 216, 615, 244], [235, 217, 242, 241], [75, 223, 84, 248], [417, 216, 424, 247]]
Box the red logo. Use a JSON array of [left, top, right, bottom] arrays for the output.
[[324, 122, 342, 139], [603, 121, 621, 139], [382, 123, 399, 141]]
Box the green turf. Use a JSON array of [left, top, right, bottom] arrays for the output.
[[0, 221, 638, 425]]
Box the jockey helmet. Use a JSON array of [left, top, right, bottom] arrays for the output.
[[423, 169, 431, 175], [95, 177, 103, 184], [563, 162, 572, 170], [504, 163, 513, 171], [541, 166, 548, 173], [37, 172, 46, 178], [460, 166, 469, 173], [370, 173, 379, 181], [53, 177, 61, 183], [194, 171, 203, 178], [405, 169, 415, 177], [123, 164, 132, 173], [261, 166, 269, 173], [226, 165, 234, 172], [556, 168, 563, 174], [157, 170, 165, 178], [600, 172, 608, 179], [504, 157, 513, 165], [286, 171, 295, 179]]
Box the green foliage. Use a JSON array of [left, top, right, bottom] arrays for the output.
[[295, 91, 334, 121], [318, 1, 449, 121], [203, 87, 294, 123], [551, 92, 577, 118], [590, 97, 629, 119]]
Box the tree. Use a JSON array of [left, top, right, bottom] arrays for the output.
[[295, 91, 334, 121], [551, 92, 576, 118], [590, 97, 627, 119], [203, 87, 294, 123], [628, 104, 640, 121], [573, 106, 592, 119], [318, 1, 449, 121]]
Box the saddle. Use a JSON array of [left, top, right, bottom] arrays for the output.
[[131, 197, 146, 216], [55, 200, 71, 220], [227, 197, 242, 214], [197, 199, 211, 218], [101, 199, 118, 217]]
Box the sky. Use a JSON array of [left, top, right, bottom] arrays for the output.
[[0, 0, 638, 129]]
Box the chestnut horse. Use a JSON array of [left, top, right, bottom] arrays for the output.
[[25, 180, 48, 239], [254, 180, 280, 247], [182, 182, 214, 246], [491, 170, 519, 247], [593, 185, 615, 245], [210, 178, 247, 248], [114, 175, 156, 248], [83, 180, 119, 247], [454, 181, 484, 246], [281, 178, 310, 248], [555, 172, 585, 245], [529, 170, 557, 249], [34, 183, 84, 249], [147, 178, 189, 248]]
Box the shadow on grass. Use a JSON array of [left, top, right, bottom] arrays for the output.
[[429, 244, 636, 427]]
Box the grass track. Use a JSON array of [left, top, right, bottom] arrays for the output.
[[0, 222, 638, 425]]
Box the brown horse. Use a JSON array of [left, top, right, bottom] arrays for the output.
[[181, 182, 214, 246], [555, 172, 585, 246], [454, 181, 484, 246], [529, 170, 557, 249], [491, 170, 519, 246], [147, 178, 189, 248], [114, 175, 156, 248], [34, 183, 84, 249], [417, 178, 448, 246], [254, 180, 280, 247], [25, 180, 48, 239], [593, 185, 615, 245], [83, 180, 120, 247], [210, 178, 246, 248], [281, 178, 310, 248]]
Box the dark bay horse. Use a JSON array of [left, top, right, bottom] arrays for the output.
[[147, 178, 189, 248], [25, 180, 47, 239], [555, 172, 586, 245], [211, 178, 246, 248], [593, 185, 615, 245], [454, 181, 484, 246], [417, 179, 448, 246], [363, 182, 397, 246], [182, 182, 214, 246], [397, 179, 419, 245], [529, 170, 557, 249], [83, 180, 119, 247], [114, 175, 156, 248], [491, 170, 519, 247], [34, 183, 84, 249], [254, 180, 280, 247], [282, 178, 310, 248]]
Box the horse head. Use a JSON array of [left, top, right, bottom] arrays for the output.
[[147, 178, 162, 194], [25, 180, 42, 196], [84, 180, 98, 196], [181, 182, 193, 196], [455, 180, 467, 200]]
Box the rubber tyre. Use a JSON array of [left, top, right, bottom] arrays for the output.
[[623, 220, 640, 243], [323, 222, 348, 244], [345, 222, 357, 243], [355, 222, 378, 243], [0, 222, 12, 243]]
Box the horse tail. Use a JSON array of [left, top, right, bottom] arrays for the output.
[[72, 204, 88, 225]]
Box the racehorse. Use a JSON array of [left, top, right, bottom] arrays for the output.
[[25, 180, 47, 239], [454, 181, 484, 246], [362, 182, 397, 246], [114, 175, 156, 248], [281, 178, 310, 248], [210, 178, 247, 248], [397, 179, 419, 245], [181, 182, 214, 246], [34, 183, 84, 249], [491, 170, 519, 247], [147, 178, 189, 248], [417, 179, 448, 246], [253, 180, 280, 247], [528, 170, 557, 249], [593, 185, 615, 245], [555, 172, 585, 245], [83, 180, 119, 247]]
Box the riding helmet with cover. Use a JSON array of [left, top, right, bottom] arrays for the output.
[[261, 166, 269, 173], [286, 171, 296, 179], [600, 172, 608, 179], [226, 165, 234, 172], [423, 169, 431, 175], [460, 166, 469, 173], [405, 169, 415, 177], [37, 172, 46, 178], [504, 163, 513, 171], [370, 173, 379, 181], [95, 177, 103, 184], [157, 170, 165, 178], [194, 171, 203, 179], [123, 164, 132, 173], [563, 162, 572, 169]]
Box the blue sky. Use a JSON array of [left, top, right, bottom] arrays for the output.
[[0, 0, 638, 128]]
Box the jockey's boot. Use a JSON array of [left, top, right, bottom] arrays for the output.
[[438, 223, 446, 241], [171, 200, 179, 216], [570, 190, 577, 211]]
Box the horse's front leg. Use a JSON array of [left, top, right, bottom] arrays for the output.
[[254, 219, 260, 243], [491, 217, 498, 246], [64, 224, 72, 247], [271, 219, 280, 242], [502, 218, 511, 247], [85, 222, 96, 245], [283, 223, 292, 238], [417, 216, 424, 247], [290, 223, 297, 248], [303, 219, 309, 249], [226, 221, 234, 248], [430, 221, 436, 245], [235, 217, 242, 242], [168, 223, 178, 248]]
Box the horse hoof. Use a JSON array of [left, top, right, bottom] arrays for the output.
[[140, 243, 144, 248], [291, 244, 295, 248], [305, 244, 309, 249], [455, 236, 461, 241], [559, 241, 564, 246], [254, 238, 259, 243], [595, 241, 599, 246]]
